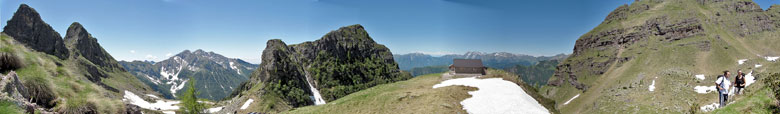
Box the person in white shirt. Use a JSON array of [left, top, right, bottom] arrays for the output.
[[715, 70, 732, 107]]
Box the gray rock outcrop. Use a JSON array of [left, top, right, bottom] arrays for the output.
[[2, 4, 69, 59]]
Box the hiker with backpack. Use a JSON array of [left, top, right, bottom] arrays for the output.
[[715, 70, 732, 107], [734, 69, 746, 95]]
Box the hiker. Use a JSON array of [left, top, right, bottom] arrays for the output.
[[715, 70, 732, 107], [734, 69, 746, 95]]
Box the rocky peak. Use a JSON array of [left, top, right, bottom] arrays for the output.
[[318, 24, 375, 44], [193, 49, 206, 55], [2, 4, 70, 59], [64, 22, 89, 42], [64, 22, 121, 70], [240, 24, 408, 108]]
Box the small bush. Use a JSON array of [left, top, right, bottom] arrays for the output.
[[765, 73, 780, 114], [57, 98, 97, 114], [0, 52, 24, 73], [23, 75, 57, 108]]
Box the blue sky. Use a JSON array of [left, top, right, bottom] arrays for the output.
[[2, 0, 778, 64]]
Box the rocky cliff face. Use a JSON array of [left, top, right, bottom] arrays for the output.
[[1, 4, 156, 114], [544, 0, 780, 113], [65, 22, 123, 70], [232, 24, 410, 110], [2, 4, 69, 59]]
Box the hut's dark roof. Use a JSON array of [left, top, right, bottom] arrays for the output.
[[452, 59, 484, 68]]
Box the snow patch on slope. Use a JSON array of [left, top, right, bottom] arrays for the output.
[[700, 102, 719, 112], [143, 74, 162, 84], [745, 71, 756, 87], [229, 61, 240, 75], [123, 91, 180, 111], [766, 56, 779, 61], [563, 94, 580, 105], [170, 80, 188, 97], [649, 77, 656, 92], [208, 106, 223, 113], [694, 86, 716, 94], [240, 99, 254, 109], [433, 77, 550, 114], [695, 74, 705, 80], [738, 59, 747, 65]]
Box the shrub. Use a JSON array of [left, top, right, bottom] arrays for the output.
[[765, 73, 780, 107], [0, 52, 24, 73], [56, 98, 97, 114], [23, 75, 56, 108]]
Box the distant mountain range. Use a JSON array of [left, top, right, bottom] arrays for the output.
[[394, 52, 567, 70], [119, 49, 258, 101]]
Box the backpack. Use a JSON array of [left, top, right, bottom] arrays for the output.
[[717, 75, 730, 93]]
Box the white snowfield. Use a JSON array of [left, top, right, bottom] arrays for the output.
[[123, 91, 180, 113], [563, 94, 580, 105], [755, 64, 762, 68], [433, 77, 550, 114], [240, 99, 254, 109], [695, 74, 705, 80]]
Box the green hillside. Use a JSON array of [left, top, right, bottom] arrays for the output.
[[285, 69, 558, 114], [1, 33, 154, 113], [506, 60, 560, 87], [542, 0, 780, 113]]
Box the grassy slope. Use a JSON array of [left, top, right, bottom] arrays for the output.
[[1, 33, 155, 113], [285, 69, 560, 114], [283, 73, 473, 114], [540, 0, 780, 113]]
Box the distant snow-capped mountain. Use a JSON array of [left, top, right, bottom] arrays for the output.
[[120, 49, 258, 100]]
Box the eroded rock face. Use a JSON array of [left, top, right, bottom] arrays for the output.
[[0, 71, 55, 114], [2, 4, 69, 59], [244, 24, 410, 108], [548, 0, 780, 93], [65, 22, 122, 70]]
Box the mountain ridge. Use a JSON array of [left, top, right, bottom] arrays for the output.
[[120, 49, 258, 101], [394, 52, 568, 70]]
